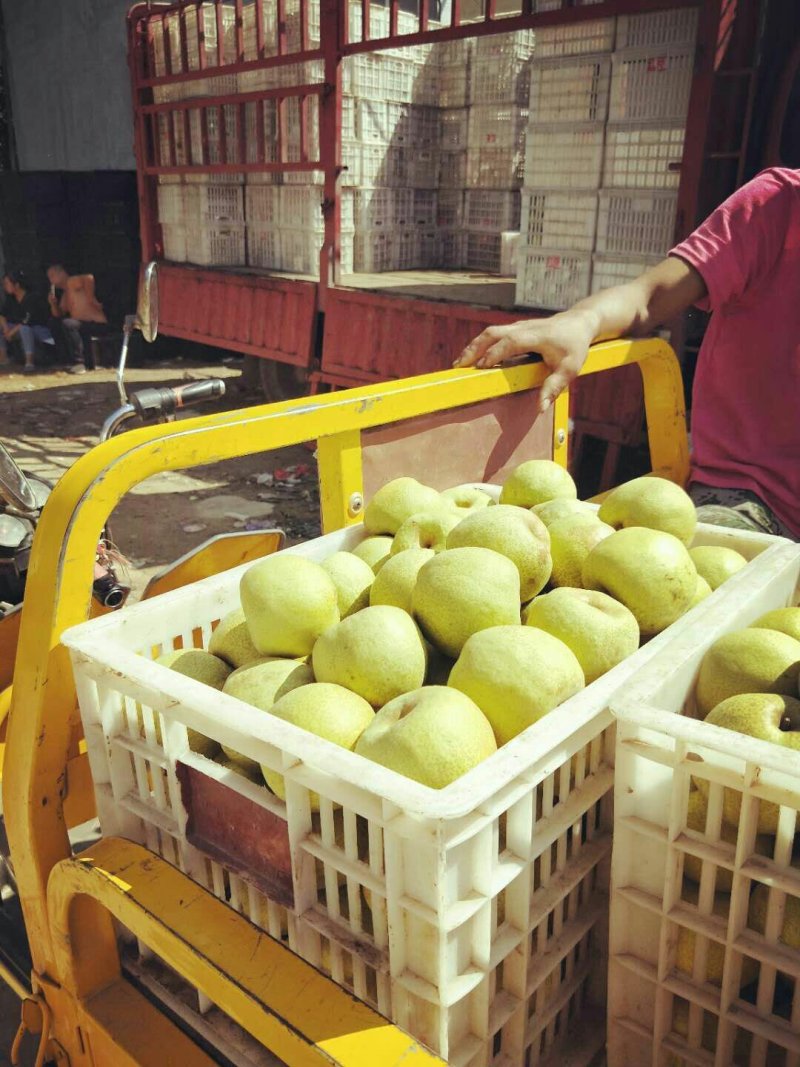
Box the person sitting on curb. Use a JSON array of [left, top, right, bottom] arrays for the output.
[[455, 166, 800, 542], [46, 263, 109, 375], [0, 270, 56, 374]]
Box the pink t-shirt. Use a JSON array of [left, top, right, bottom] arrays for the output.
[[670, 167, 800, 536]]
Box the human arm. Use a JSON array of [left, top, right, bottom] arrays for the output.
[[454, 256, 706, 413]]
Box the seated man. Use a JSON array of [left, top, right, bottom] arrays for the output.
[[0, 270, 56, 374], [46, 263, 109, 374]]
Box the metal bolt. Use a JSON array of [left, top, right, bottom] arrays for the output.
[[556, 429, 566, 446], [348, 492, 364, 516]]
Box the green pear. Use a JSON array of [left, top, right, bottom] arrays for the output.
[[261, 683, 374, 806], [208, 607, 261, 668], [598, 475, 697, 545], [690, 574, 713, 608], [412, 547, 521, 658], [531, 498, 594, 528], [749, 882, 800, 948], [156, 649, 231, 757], [312, 605, 427, 707], [499, 459, 577, 508], [548, 513, 615, 588], [696, 631, 800, 717], [446, 504, 552, 601], [523, 588, 639, 684], [582, 527, 697, 636], [750, 606, 800, 644], [369, 547, 434, 613], [439, 485, 494, 512], [241, 555, 339, 657], [351, 535, 393, 572], [354, 686, 497, 789], [321, 551, 374, 618], [363, 477, 441, 535], [697, 694, 800, 832], [221, 656, 314, 770], [683, 789, 774, 892], [391, 507, 463, 554], [689, 546, 748, 591], [448, 625, 584, 745], [675, 887, 759, 988]]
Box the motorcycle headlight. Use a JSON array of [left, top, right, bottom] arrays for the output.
[[0, 514, 32, 551]]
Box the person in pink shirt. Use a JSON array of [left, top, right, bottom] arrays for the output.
[[455, 167, 800, 540]]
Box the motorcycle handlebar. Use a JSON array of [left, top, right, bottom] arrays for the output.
[[130, 379, 226, 419]]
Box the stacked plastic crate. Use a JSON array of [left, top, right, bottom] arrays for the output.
[[151, 3, 246, 266], [516, 18, 615, 309], [463, 31, 534, 275], [593, 8, 698, 291]]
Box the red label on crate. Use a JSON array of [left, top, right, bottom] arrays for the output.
[[547, 255, 562, 269], [647, 56, 669, 72]]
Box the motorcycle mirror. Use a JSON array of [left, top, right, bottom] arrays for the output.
[[0, 442, 38, 513], [137, 261, 159, 343]]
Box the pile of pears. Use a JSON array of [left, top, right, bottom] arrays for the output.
[[154, 461, 751, 795]]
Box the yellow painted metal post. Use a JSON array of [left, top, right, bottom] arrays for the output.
[[551, 391, 571, 469], [316, 429, 365, 533]]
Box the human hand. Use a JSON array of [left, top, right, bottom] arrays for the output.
[[453, 311, 596, 413]]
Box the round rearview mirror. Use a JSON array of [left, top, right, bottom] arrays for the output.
[[0, 442, 38, 513], [137, 261, 159, 343]]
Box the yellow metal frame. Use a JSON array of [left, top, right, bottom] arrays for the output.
[[3, 342, 688, 1064]]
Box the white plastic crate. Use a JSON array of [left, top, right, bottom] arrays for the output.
[[464, 190, 521, 233], [354, 187, 409, 229], [186, 222, 246, 266], [356, 99, 398, 144], [157, 184, 186, 225], [280, 228, 323, 275], [408, 148, 440, 189], [524, 123, 605, 190], [616, 8, 699, 50], [529, 55, 611, 124], [247, 225, 281, 269], [436, 190, 464, 229], [521, 189, 599, 253], [282, 186, 325, 230], [516, 249, 591, 309], [439, 150, 467, 189], [466, 147, 523, 189], [245, 184, 282, 226], [439, 108, 469, 151], [607, 541, 800, 1067], [470, 57, 531, 108], [596, 189, 678, 257], [355, 142, 409, 187], [591, 253, 662, 293], [353, 228, 396, 272], [160, 224, 188, 262], [411, 62, 440, 108], [466, 230, 519, 275], [183, 183, 244, 223], [467, 104, 528, 151], [394, 227, 420, 270], [435, 227, 467, 268], [603, 123, 685, 189], [610, 47, 694, 123], [63, 520, 789, 1067], [439, 63, 470, 109], [534, 18, 616, 58], [410, 189, 437, 227]]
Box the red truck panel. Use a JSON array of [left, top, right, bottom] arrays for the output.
[[320, 288, 519, 384], [158, 265, 317, 367]]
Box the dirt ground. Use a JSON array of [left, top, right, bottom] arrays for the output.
[[0, 354, 321, 600]]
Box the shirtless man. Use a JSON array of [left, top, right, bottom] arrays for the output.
[[47, 263, 108, 374]]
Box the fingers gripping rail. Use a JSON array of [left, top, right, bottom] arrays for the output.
[[47, 837, 445, 1066], [3, 340, 688, 1057]]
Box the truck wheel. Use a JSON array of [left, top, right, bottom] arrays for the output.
[[259, 358, 311, 402]]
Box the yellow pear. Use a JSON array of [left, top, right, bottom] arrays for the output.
[[689, 574, 713, 608], [351, 536, 393, 572], [321, 551, 374, 617], [439, 485, 494, 513], [208, 607, 261, 668], [363, 477, 441, 535], [156, 648, 231, 757], [241, 555, 339, 657], [695, 630, 800, 716], [499, 459, 577, 508], [531, 498, 594, 527], [548, 513, 614, 589], [750, 606, 800, 644], [446, 504, 552, 601], [448, 625, 584, 745], [689, 546, 747, 590], [369, 547, 434, 613], [599, 475, 696, 545], [675, 886, 759, 988], [391, 507, 463, 554], [582, 527, 697, 636], [682, 789, 773, 892]]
